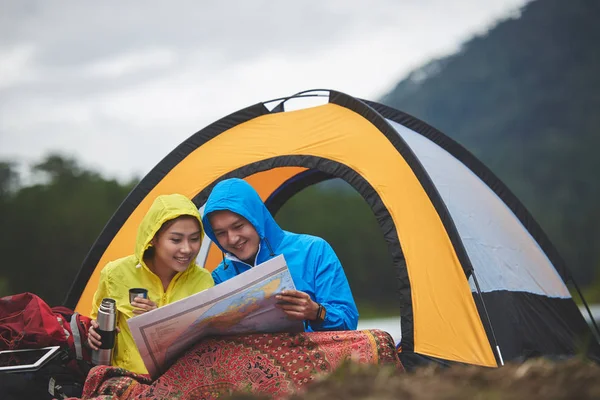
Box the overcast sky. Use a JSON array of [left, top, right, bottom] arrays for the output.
[[1, 0, 529, 181]]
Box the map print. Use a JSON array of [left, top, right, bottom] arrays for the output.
[[128, 255, 304, 377]]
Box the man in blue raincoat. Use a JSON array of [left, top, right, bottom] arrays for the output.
[[202, 178, 358, 331]]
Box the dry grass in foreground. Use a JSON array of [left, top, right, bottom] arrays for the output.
[[226, 357, 600, 400]]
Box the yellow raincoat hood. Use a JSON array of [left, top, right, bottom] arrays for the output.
[[134, 193, 204, 265]]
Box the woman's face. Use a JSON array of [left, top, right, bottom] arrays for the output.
[[151, 216, 202, 273]]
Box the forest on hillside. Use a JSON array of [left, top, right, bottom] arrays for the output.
[[381, 0, 600, 288]]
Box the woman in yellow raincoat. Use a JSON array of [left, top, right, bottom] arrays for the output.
[[86, 194, 214, 374]]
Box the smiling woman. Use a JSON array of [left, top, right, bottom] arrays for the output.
[[146, 215, 203, 289], [86, 193, 215, 375]]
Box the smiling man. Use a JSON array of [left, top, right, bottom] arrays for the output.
[[202, 178, 358, 331]]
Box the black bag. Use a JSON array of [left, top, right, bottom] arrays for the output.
[[0, 348, 85, 399]]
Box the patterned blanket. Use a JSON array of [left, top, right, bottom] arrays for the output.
[[72, 329, 403, 399]]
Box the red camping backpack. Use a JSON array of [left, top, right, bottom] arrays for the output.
[[0, 292, 93, 378]]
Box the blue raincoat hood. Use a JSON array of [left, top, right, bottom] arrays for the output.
[[202, 178, 285, 257]]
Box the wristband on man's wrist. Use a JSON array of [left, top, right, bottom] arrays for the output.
[[315, 303, 326, 323]]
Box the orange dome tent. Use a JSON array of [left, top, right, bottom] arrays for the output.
[[65, 89, 600, 369]]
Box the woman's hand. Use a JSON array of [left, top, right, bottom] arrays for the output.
[[87, 320, 101, 351], [275, 290, 319, 321], [87, 320, 121, 350], [131, 297, 158, 315]]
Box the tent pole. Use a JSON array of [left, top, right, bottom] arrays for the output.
[[569, 275, 600, 340], [471, 270, 504, 366]]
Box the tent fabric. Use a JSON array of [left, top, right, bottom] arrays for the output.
[[473, 291, 598, 362], [65, 89, 600, 369], [364, 100, 571, 282], [65, 102, 271, 314], [387, 119, 569, 297]]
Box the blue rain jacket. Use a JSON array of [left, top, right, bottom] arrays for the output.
[[202, 178, 358, 331]]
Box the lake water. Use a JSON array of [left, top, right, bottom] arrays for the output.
[[356, 304, 600, 345]]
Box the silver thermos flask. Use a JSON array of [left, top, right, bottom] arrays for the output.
[[91, 298, 117, 365]]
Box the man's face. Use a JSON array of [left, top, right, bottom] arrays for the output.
[[209, 210, 260, 263]]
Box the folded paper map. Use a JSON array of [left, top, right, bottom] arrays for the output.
[[128, 254, 304, 377]]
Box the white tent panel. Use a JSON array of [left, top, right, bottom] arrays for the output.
[[196, 204, 212, 267], [387, 119, 570, 298]]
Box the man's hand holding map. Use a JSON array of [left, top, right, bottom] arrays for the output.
[[128, 254, 303, 377]]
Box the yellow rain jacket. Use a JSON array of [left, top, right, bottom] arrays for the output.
[[90, 194, 214, 374]]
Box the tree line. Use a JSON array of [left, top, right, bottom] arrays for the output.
[[2, 154, 598, 313]]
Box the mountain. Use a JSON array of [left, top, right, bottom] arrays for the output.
[[381, 0, 600, 283]]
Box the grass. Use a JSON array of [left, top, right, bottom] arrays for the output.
[[225, 357, 600, 400], [356, 302, 399, 320]]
